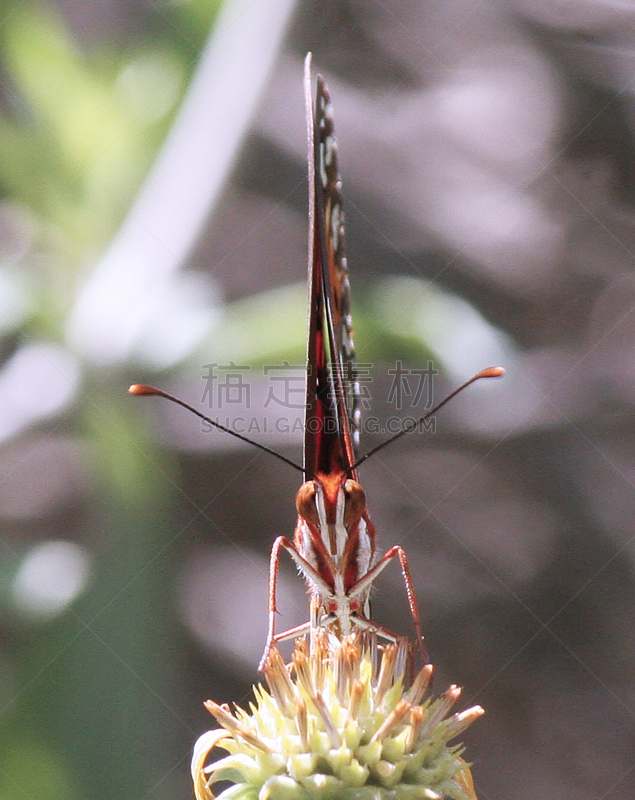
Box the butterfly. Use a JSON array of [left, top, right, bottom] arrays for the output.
[[129, 53, 503, 669], [260, 54, 428, 664]]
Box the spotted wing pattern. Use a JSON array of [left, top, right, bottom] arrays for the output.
[[304, 58, 360, 484]]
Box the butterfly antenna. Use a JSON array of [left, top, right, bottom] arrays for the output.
[[351, 366, 504, 471], [129, 384, 305, 475]]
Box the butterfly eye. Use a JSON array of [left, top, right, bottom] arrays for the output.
[[343, 479, 366, 525], [296, 481, 319, 526]]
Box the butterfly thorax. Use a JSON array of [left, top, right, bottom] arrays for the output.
[[295, 475, 377, 629]]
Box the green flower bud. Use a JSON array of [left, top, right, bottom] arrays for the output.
[[192, 633, 482, 800]]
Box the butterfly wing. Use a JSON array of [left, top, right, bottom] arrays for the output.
[[304, 54, 360, 484]]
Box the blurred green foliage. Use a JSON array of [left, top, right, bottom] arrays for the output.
[[0, 3, 219, 800], [0, 0, 216, 279]]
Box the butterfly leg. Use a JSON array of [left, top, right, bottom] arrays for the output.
[[348, 545, 427, 662], [259, 535, 334, 671], [348, 615, 413, 673]]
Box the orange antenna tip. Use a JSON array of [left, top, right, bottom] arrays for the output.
[[478, 366, 505, 379], [128, 384, 160, 396]]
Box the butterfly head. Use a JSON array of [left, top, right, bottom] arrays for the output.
[[296, 474, 366, 528]]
